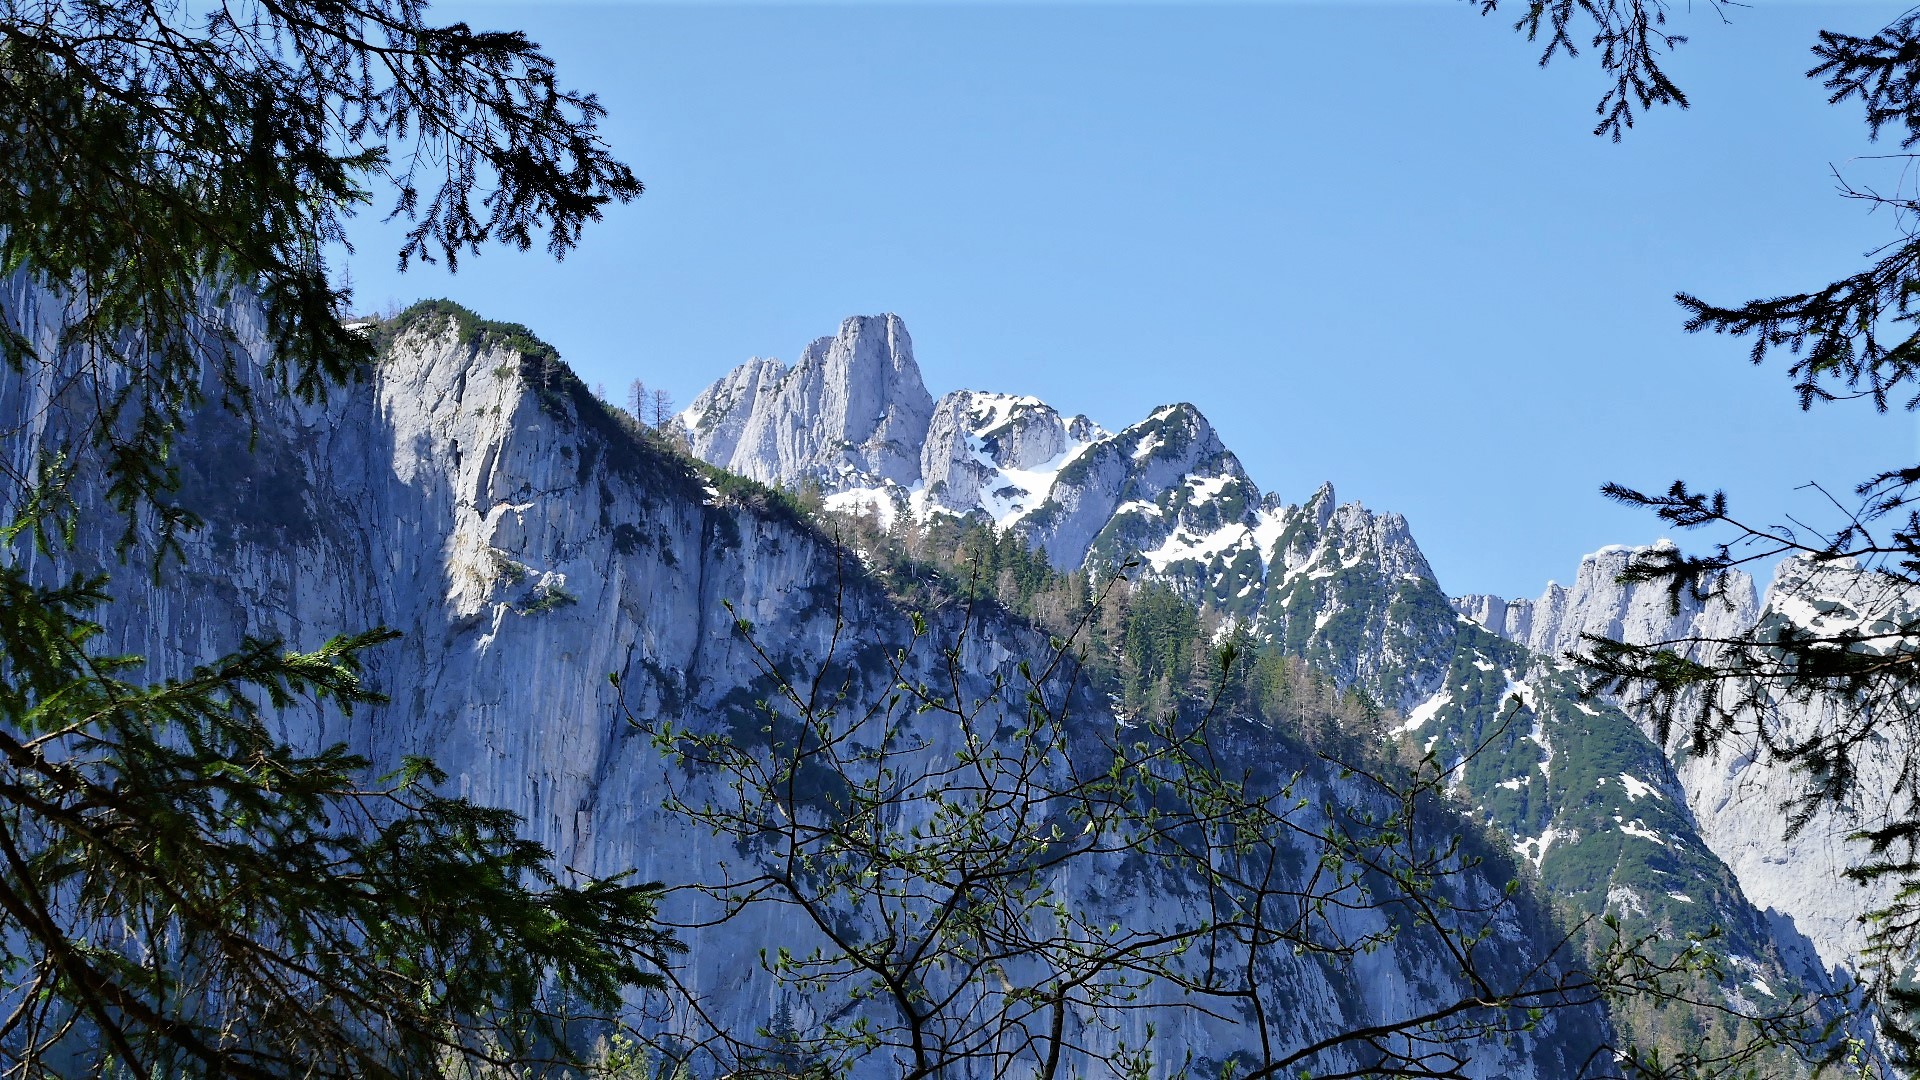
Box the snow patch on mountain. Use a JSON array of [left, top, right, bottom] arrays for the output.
[[1398, 689, 1450, 735], [1618, 773, 1659, 802], [1466, 544, 1907, 973]]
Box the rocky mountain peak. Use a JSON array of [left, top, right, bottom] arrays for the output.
[[1454, 541, 1757, 664], [3, 276, 1878, 1075], [682, 312, 933, 491], [1304, 480, 1338, 530], [1452, 543, 1905, 974], [680, 320, 1449, 668], [921, 391, 1079, 514]]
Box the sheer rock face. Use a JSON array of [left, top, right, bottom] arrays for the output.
[[0, 281, 1612, 1080], [1453, 542, 1758, 665], [682, 313, 931, 491], [677, 354, 783, 468], [1455, 545, 1901, 973]]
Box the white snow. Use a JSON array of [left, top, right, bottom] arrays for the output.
[[1771, 592, 1844, 634], [1501, 677, 1537, 713], [1396, 690, 1450, 735], [974, 432, 1101, 529], [1249, 506, 1291, 563], [1514, 827, 1559, 868], [1527, 707, 1552, 780], [1187, 475, 1232, 502], [1617, 773, 1660, 802], [823, 487, 901, 528], [818, 393, 1115, 533], [1616, 817, 1669, 847], [1141, 522, 1253, 572], [965, 392, 1046, 433]]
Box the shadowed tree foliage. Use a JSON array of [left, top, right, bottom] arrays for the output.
[[0, 0, 640, 552], [1473, 0, 1920, 1066], [0, 565, 674, 1079], [1462, 0, 1709, 140], [0, 1, 674, 1076]]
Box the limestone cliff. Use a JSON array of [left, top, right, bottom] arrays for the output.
[[683, 314, 1873, 1062], [0, 285, 1613, 1079], [1457, 546, 1900, 974]]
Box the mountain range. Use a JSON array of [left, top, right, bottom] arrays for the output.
[[681, 313, 1900, 1041], [2, 284, 1897, 1076]]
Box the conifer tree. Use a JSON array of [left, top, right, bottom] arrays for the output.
[[0, 1, 673, 1076], [1476, 0, 1920, 1062]]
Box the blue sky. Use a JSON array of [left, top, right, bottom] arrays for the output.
[[336, 1, 1914, 601]]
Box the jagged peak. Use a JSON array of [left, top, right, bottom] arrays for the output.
[[1583, 538, 1678, 564], [679, 313, 933, 490], [796, 312, 915, 368], [1145, 401, 1203, 422], [1302, 482, 1337, 530], [1109, 401, 1227, 461], [941, 389, 1060, 430]]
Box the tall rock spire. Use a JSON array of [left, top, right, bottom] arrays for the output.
[[683, 313, 933, 490]]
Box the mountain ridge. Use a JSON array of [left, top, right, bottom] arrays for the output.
[[1, 285, 1629, 1078], [1456, 544, 1903, 976], [683, 311, 1878, 1062]]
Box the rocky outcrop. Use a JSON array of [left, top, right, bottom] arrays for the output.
[[1025, 403, 1243, 570], [1454, 542, 1758, 664], [682, 313, 932, 490], [683, 326, 1455, 715], [681, 319, 1874, 1062], [1249, 485, 1455, 713], [1458, 544, 1898, 973], [676, 354, 783, 469], [919, 391, 1079, 516], [0, 283, 1619, 1080]]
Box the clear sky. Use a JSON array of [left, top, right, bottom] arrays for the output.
[[335, 1, 1916, 602]]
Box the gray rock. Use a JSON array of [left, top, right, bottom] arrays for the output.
[[1469, 543, 1896, 974], [0, 279, 1612, 1079], [1025, 403, 1240, 569], [683, 314, 932, 491], [683, 311, 1871, 1031]]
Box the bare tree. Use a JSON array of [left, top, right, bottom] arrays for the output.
[[618, 554, 1811, 1080]]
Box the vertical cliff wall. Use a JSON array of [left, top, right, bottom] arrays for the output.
[[0, 285, 1614, 1078]]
